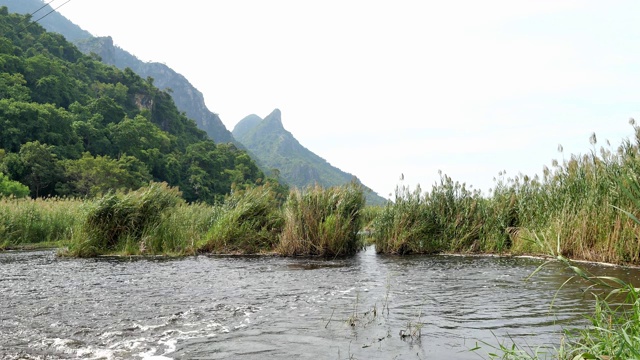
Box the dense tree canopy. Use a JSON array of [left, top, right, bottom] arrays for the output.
[[0, 7, 273, 203]]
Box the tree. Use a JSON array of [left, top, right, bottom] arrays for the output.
[[57, 152, 151, 198], [0, 171, 29, 198], [12, 141, 63, 197]]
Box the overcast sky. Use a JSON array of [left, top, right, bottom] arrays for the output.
[[53, 0, 640, 199]]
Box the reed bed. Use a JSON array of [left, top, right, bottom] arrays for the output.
[[372, 177, 512, 255], [2, 181, 365, 257], [373, 122, 640, 265], [278, 183, 365, 257], [197, 185, 284, 254], [63, 182, 185, 257], [0, 196, 85, 249]]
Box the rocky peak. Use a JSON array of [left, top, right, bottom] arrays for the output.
[[262, 108, 284, 130]]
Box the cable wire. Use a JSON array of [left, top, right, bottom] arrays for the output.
[[19, 0, 72, 33], [29, 0, 58, 17]]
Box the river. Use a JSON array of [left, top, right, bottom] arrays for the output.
[[2, 246, 639, 359]]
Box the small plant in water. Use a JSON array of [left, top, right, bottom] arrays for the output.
[[472, 231, 640, 359], [399, 311, 423, 341]]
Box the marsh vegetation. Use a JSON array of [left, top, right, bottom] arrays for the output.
[[373, 121, 640, 266], [4, 125, 640, 359]]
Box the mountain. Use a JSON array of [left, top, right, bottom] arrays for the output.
[[0, 7, 264, 203], [233, 109, 387, 205], [0, 0, 235, 144], [3, 0, 387, 203]]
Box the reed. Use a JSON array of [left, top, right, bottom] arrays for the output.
[[278, 182, 365, 257], [0, 196, 84, 248], [143, 201, 216, 255], [372, 176, 508, 254], [197, 184, 284, 254], [374, 122, 640, 265], [474, 233, 640, 359], [63, 182, 184, 257]]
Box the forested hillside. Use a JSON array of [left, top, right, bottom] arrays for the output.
[[0, 0, 236, 144], [0, 8, 266, 203]]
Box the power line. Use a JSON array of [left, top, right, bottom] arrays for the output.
[[31, 0, 72, 25], [29, 0, 58, 17], [19, 0, 72, 33]]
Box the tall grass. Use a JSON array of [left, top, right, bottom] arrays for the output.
[[373, 122, 640, 265], [63, 182, 184, 257], [278, 182, 365, 257], [2, 182, 366, 257], [373, 176, 514, 254], [197, 184, 284, 254], [0, 196, 85, 249], [474, 234, 640, 359]]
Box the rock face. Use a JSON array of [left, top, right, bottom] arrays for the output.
[[0, 0, 235, 145], [75, 37, 235, 144], [233, 109, 387, 205]]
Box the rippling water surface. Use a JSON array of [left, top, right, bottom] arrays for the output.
[[2, 247, 640, 359]]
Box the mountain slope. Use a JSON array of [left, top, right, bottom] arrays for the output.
[[233, 109, 387, 205], [0, 0, 235, 144], [0, 7, 264, 203]]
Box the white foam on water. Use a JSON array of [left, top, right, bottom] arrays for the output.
[[47, 338, 118, 360]]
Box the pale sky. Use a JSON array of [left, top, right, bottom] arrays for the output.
[[53, 0, 640, 199]]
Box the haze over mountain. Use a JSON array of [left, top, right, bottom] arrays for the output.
[[2, 0, 389, 202], [233, 109, 387, 205], [0, 0, 235, 144]]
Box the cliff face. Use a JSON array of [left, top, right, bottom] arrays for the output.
[[0, 0, 235, 145], [234, 109, 387, 205], [76, 37, 236, 145]]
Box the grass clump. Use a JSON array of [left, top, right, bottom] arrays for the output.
[[64, 182, 184, 257], [372, 176, 511, 254], [278, 182, 365, 257], [0, 196, 84, 249], [373, 121, 640, 265], [197, 184, 284, 254]]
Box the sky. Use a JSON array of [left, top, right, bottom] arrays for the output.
[[51, 0, 640, 199]]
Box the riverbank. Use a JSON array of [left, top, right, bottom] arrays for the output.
[[1, 182, 366, 258], [370, 125, 640, 266], [4, 126, 640, 266]]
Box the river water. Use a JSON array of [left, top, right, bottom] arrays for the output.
[[2, 246, 639, 359]]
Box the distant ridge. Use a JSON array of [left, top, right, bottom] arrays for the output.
[[3, 0, 387, 203], [0, 0, 236, 144], [233, 109, 387, 205]]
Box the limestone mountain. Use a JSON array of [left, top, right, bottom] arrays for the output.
[[0, 0, 235, 144], [233, 109, 387, 205]]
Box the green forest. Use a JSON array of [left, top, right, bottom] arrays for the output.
[[0, 7, 272, 204]]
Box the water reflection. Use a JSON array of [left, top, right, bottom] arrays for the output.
[[1, 247, 638, 359]]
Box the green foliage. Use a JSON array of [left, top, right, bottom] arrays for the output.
[[198, 184, 285, 254], [0, 196, 84, 247], [278, 182, 365, 257], [147, 202, 217, 255], [56, 152, 151, 197], [0, 8, 270, 203], [0, 171, 28, 198], [65, 182, 183, 257], [372, 176, 508, 254], [1, 141, 64, 197], [373, 123, 640, 265]]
